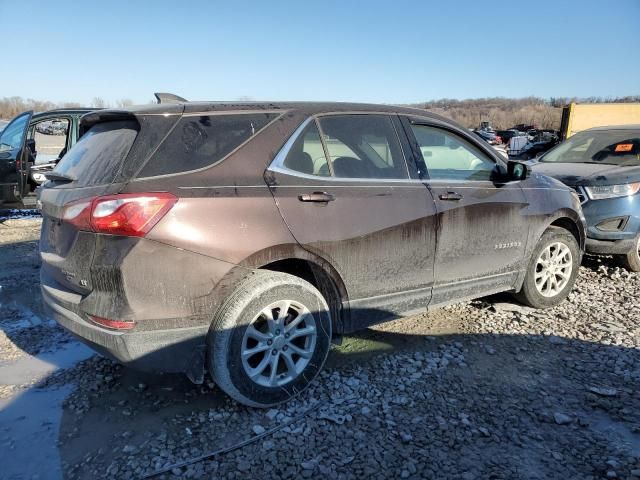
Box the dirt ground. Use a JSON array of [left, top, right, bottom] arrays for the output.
[[0, 215, 639, 480]]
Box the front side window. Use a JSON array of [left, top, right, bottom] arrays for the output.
[[318, 115, 408, 179], [410, 125, 496, 181], [0, 112, 30, 153]]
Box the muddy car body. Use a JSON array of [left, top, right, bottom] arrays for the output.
[[39, 102, 585, 406]]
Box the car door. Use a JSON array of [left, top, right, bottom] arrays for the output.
[[0, 110, 33, 202], [267, 113, 438, 330], [401, 116, 530, 305]]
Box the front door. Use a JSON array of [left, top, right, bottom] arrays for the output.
[[268, 114, 438, 330], [402, 117, 530, 305], [0, 110, 33, 203]]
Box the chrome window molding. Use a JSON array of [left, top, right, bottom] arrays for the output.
[[268, 115, 414, 183]]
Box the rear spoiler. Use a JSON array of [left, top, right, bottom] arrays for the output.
[[154, 92, 188, 104], [79, 110, 137, 136]]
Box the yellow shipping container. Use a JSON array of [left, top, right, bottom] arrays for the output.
[[561, 103, 640, 139]]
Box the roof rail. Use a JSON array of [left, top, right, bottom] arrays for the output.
[[154, 92, 188, 104]]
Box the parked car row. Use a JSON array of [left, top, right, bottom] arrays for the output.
[[1, 99, 638, 408], [35, 120, 69, 135]]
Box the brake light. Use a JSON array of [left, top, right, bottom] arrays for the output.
[[89, 315, 135, 330], [63, 193, 177, 237]]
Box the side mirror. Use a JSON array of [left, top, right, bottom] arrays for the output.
[[507, 160, 529, 181]]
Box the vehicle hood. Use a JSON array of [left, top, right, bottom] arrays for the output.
[[530, 161, 640, 187]]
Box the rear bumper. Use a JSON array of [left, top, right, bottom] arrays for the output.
[[585, 235, 638, 255], [41, 284, 208, 377]]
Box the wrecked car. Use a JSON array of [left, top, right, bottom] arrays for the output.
[[0, 108, 94, 203], [532, 125, 640, 271], [39, 101, 585, 407]]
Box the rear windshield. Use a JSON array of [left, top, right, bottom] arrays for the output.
[[541, 129, 640, 166], [138, 113, 279, 177], [54, 120, 138, 186]]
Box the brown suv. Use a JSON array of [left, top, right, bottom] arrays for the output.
[[39, 102, 585, 407]]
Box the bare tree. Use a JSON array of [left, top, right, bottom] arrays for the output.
[[91, 97, 108, 108], [116, 98, 134, 108]]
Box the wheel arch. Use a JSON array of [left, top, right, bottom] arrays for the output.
[[516, 210, 586, 292], [254, 250, 348, 337], [548, 215, 585, 250]]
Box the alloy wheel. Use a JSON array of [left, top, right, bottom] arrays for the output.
[[241, 300, 317, 388], [534, 241, 573, 297]]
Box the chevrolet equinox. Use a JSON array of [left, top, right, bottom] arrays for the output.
[[38, 102, 586, 407]]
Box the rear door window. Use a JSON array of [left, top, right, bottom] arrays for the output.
[[54, 120, 138, 186], [282, 121, 331, 176], [139, 113, 279, 177], [317, 115, 408, 179]]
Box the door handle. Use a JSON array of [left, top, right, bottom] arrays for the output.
[[298, 192, 335, 203], [439, 192, 463, 201]]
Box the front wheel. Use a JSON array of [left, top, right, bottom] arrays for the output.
[[619, 236, 640, 272], [208, 270, 332, 408], [514, 227, 580, 309]]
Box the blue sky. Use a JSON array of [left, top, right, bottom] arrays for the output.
[[1, 0, 638, 105]]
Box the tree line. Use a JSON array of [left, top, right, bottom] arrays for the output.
[[407, 96, 640, 130], [2, 95, 639, 128], [0, 97, 139, 120]]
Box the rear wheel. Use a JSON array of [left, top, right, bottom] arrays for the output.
[[514, 227, 580, 309], [208, 270, 332, 407], [619, 236, 640, 272]]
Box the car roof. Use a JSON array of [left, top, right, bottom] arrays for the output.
[[32, 108, 98, 120], [105, 100, 456, 126]]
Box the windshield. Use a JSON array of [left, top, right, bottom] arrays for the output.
[[541, 129, 640, 166], [0, 112, 30, 153]]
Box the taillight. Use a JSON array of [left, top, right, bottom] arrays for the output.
[[89, 315, 135, 330], [63, 193, 177, 237]]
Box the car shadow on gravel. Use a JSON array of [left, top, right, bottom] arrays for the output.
[[31, 318, 638, 479]]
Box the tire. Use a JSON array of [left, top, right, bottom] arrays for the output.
[[619, 236, 640, 272], [208, 270, 332, 408], [514, 226, 580, 309], [1, 185, 18, 205]]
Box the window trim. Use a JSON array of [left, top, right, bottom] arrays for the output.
[[269, 114, 413, 182]]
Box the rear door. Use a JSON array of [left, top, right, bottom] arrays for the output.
[[401, 116, 530, 305], [268, 114, 438, 329], [0, 110, 33, 202]]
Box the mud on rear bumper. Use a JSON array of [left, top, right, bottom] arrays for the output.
[[41, 285, 209, 382]]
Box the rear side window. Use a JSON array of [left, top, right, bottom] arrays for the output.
[[54, 120, 138, 187], [139, 113, 279, 177]]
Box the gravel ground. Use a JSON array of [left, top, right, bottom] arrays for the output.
[[0, 216, 639, 480]]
